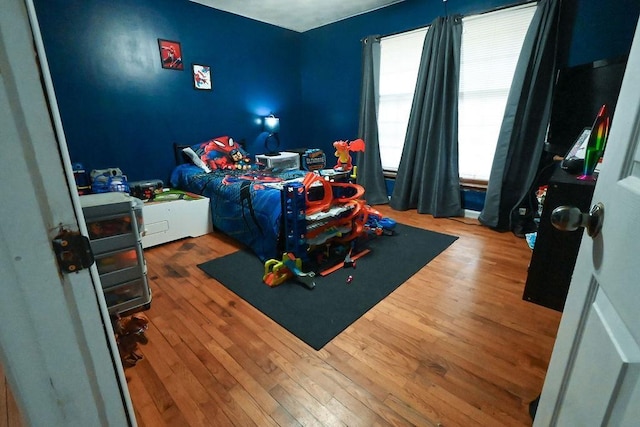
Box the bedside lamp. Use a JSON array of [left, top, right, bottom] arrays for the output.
[[263, 114, 280, 156]]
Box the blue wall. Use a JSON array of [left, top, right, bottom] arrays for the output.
[[34, 0, 301, 182], [564, 0, 640, 66], [34, 0, 638, 184]]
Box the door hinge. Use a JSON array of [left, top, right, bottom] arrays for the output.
[[52, 228, 94, 273]]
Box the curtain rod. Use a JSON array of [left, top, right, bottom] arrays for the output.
[[367, 0, 537, 41]]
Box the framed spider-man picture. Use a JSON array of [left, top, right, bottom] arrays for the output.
[[192, 64, 212, 90], [158, 39, 183, 70]]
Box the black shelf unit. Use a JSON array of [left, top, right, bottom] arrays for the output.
[[523, 167, 596, 312]]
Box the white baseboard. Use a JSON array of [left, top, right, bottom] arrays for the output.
[[464, 209, 480, 219]]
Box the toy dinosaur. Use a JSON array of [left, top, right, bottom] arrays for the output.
[[333, 138, 365, 171]]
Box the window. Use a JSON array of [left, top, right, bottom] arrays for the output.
[[378, 27, 428, 171], [377, 3, 537, 181], [458, 4, 537, 181]]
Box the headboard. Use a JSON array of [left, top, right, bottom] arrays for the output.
[[173, 143, 192, 165]]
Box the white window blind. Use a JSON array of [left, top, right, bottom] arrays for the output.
[[378, 27, 428, 171], [376, 3, 537, 180], [458, 3, 537, 181]]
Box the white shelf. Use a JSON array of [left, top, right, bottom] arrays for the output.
[[141, 196, 212, 248]]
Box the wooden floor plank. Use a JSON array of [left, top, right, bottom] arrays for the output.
[[0, 363, 24, 427], [118, 205, 562, 426]]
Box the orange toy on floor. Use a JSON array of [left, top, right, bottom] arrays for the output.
[[113, 313, 149, 368]]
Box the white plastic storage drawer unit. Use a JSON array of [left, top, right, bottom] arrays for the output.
[[81, 192, 151, 315]]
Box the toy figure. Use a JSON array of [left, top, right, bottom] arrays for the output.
[[333, 138, 365, 171], [229, 149, 252, 170], [113, 313, 149, 368]]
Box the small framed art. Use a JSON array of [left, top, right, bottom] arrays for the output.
[[158, 39, 183, 70], [192, 64, 212, 90]]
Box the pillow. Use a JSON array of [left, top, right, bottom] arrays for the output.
[[182, 147, 211, 173], [188, 136, 252, 170]]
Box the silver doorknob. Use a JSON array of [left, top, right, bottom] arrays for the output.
[[551, 202, 604, 238]]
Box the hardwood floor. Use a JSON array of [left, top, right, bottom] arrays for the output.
[[0, 206, 561, 426], [123, 205, 562, 426], [0, 363, 23, 427]]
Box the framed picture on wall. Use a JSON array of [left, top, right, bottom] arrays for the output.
[[158, 39, 183, 70], [192, 64, 212, 90]]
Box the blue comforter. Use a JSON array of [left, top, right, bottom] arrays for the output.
[[170, 164, 306, 261]]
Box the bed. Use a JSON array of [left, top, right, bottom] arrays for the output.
[[170, 138, 370, 263]]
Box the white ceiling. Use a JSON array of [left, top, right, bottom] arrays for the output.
[[189, 0, 406, 33]]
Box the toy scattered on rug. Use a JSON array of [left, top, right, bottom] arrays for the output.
[[364, 207, 397, 236], [333, 138, 365, 171], [262, 207, 396, 287], [113, 313, 149, 368], [318, 243, 371, 277], [263, 252, 316, 290]]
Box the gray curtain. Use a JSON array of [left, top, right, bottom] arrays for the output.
[[356, 35, 388, 205], [478, 0, 561, 231], [389, 15, 463, 217]]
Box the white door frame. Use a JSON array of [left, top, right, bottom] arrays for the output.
[[0, 0, 134, 425]]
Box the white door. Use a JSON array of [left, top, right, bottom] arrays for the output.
[[0, 0, 134, 425], [534, 18, 640, 426]]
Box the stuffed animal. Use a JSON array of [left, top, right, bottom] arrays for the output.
[[198, 136, 252, 170], [113, 313, 149, 368]]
